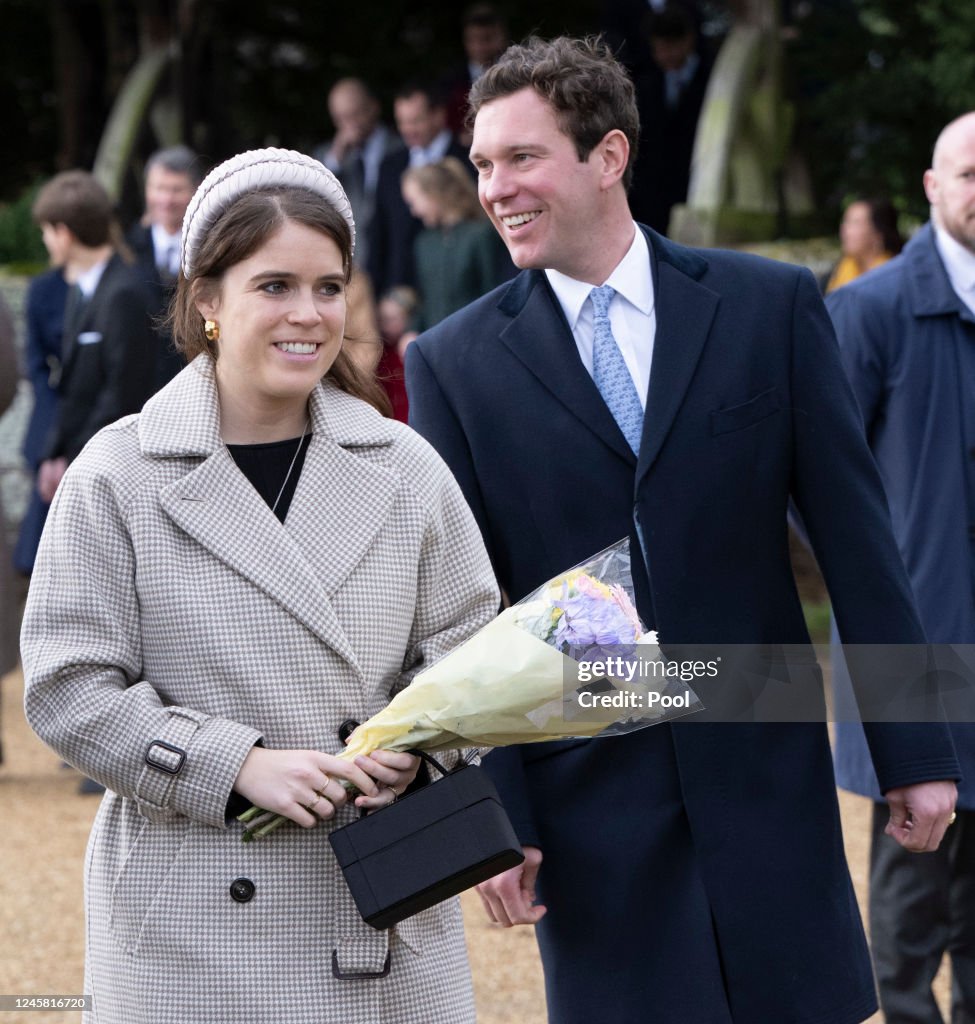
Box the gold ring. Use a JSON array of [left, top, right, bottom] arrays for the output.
[[387, 787, 398, 803], [948, 811, 957, 826], [308, 792, 323, 812]]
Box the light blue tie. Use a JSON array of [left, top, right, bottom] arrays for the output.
[[590, 285, 643, 455]]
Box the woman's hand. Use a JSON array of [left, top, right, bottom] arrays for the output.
[[351, 750, 421, 811], [233, 747, 381, 829]]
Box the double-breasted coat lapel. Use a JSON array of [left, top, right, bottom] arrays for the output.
[[145, 360, 397, 683]]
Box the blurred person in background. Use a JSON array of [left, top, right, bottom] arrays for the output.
[[32, 171, 156, 506], [313, 78, 404, 273], [630, 2, 714, 234], [127, 145, 203, 387], [823, 196, 904, 294], [401, 156, 514, 331], [376, 285, 419, 423], [367, 81, 473, 296], [441, 4, 510, 145], [0, 293, 19, 698], [12, 263, 67, 576]]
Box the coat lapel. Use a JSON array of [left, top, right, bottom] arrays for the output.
[[904, 223, 975, 325], [145, 359, 397, 681], [497, 270, 636, 465], [636, 237, 719, 484], [495, 231, 720, 479]]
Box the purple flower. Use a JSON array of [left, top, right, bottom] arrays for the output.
[[552, 583, 639, 649]]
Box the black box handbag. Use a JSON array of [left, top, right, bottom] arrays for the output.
[[328, 751, 524, 930]]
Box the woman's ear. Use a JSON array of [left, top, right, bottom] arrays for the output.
[[193, 279, 219, 321]]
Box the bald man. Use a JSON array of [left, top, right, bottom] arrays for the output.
[[829, 113, 975, 1024], [312, 78, 403, 270]]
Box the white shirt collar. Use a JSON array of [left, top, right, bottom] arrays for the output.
[[76, 256, 110, 299], [151, 222, 182, 273], [409, 130, 452, 167], [934, 223, 975, 295], [544, 224, 653, 328]]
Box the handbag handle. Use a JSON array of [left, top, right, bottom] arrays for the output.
[[408, 748, 451, 778]]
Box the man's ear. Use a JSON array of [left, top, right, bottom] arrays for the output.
[[922, 168, 939, 208], [597, 129, 630, 190]]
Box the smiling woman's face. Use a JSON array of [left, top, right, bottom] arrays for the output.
[[196, 218, 347, 421]]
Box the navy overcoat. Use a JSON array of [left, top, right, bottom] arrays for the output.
[[407, 227, 960, 1024], [828, 224, 975, 810]]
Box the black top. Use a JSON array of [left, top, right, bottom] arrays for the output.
[[227, 433, 312, 523]]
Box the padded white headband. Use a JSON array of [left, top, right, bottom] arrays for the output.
[[180, 147, 355, 276]]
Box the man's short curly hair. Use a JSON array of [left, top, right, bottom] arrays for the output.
[[467, 35, 641, 192]]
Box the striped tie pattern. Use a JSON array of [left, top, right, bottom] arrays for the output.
[[590, 284, 643, 455]]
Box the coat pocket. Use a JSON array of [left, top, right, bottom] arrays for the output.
[[108, 816, 190, 955], [396, 893, 460, 956], [710, 386, 780, 436]]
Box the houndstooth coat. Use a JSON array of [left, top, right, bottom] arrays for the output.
[[21, 356, 499, 1024]]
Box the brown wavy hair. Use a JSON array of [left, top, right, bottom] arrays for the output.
[[170, 187, 390, 414], [467, 35, 641, 192]]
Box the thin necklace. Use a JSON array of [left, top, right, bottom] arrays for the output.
[[270, 417, 310, 515]]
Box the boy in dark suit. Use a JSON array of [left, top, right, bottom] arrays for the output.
[[34, 171, 156, 506]]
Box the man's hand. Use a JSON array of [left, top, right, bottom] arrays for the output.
[[884, 779, 957, 852], [476, 844, 546, 926]]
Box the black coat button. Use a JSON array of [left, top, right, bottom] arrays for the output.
[[337, 719, 360, 744], [229, 877, 255, 903]]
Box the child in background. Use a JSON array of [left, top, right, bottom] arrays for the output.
[[376, 285, 419, 422], [401, 157, 512, 330]]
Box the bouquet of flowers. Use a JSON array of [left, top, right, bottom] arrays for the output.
[[240, 538, 702, 839]]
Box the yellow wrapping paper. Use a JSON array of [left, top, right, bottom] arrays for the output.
[[339, 607, 664, 761]]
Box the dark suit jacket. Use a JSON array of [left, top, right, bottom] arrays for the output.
[[127, 223, 185, 387], [43, 253, 156, 463], [13, 268, 67, 574], [406, 226, 960, 1024], [630, 51, 714, 234], [313, 125, 404, 273], [20, 268, 67, 469], [366, 136, 472, 296], [828, 223, 975, 810]]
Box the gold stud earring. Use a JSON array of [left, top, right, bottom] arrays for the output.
[[203, 319, 220, 342]]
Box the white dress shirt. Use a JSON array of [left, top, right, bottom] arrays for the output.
[[409, 130, 453, 168], [934, 224, 975, 318], [545, 226, 656, 408], [151, 223, 181, 277], [76, 257, 110, 300]]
